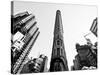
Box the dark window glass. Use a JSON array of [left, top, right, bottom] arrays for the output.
[[57, 48, 60, 55], [57, 40, 60, 45]]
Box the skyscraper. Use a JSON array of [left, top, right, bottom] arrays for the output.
[[50, 10, 69, 72], [90, 18, 98, 37], [11, 11, 40, 74]]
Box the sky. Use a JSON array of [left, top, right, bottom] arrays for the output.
[[13, 1, 97, 70]]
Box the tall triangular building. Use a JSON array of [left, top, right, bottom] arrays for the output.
[[50, 10, 69, 71]]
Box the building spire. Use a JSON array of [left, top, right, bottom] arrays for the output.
[[54, 10, 63, 35]]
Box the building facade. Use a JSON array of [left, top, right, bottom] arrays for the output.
[[71, 43, 97, 70], [20, 54, 48, 73], [50, 10, 69, 72], [11, 11, 40, 74]]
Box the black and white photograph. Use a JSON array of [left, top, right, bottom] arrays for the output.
[[11, 1, 98, 74]]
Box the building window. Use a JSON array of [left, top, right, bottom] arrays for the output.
[[57, 40, 60, 46], [57, 48, 60, 55]]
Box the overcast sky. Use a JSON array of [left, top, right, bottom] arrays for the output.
[[13, 1, 97, 70]]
